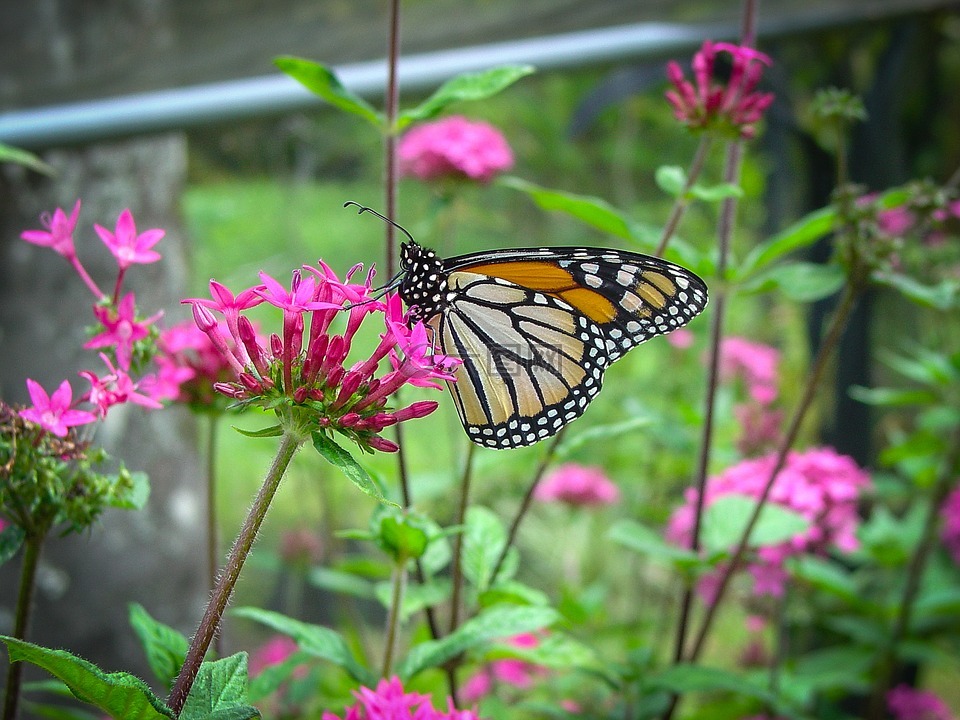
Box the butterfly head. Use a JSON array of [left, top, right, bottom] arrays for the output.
[[399, 240, 447, 324]]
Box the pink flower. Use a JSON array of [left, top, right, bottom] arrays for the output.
[[461, 633, 543, 703], [667, 328, 694, 349], [79, 353, 164, 417], [666, 447, 871, 600], [185, 261, 458, 453], [398, 116, 514, 183], [666, 40, 775, 139], [280, 528, 324, 565], [0, 516, 10, 534], [155, 320, 238, 405], [249, 635, 306, 679], [887, 684, 957, 720], [84, 293, 160, 370], [733, 402, 783, 456], [94, 209, 164, 270], [18, 379, 97, 437], [20, 200, 82, 258], [940, 486, 960, 565], [535, 464, 620, 507], [323, 677, 481, 720], [719, 337, 780, 405]]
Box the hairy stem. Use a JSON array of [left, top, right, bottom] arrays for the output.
[[381, 561, 408, 678], [168, 431, 302, 715], [205, 414, 221, 655], [2, 533, 45, 720]]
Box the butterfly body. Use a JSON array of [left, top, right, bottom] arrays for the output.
[[398, 240, 708, 449]]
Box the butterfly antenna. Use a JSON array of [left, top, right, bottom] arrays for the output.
[[344, 201, 416, 244]]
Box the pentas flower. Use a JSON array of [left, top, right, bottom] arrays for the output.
[[249, 635, 307, 679], [79, 353, 164, 417], [323, 677, 481, 720], [398, 115, 514, 183], [666, 40, 775, 139], [184, 262, 459, 453], [733, 402, 783, 457], [20, 199, 82, 259], [666, 447, 871, 601], [94, 208, 164, 271], [152, 320, 237, 406], [534, 464, 620, 507], [719, 337, 780, 405], [887, 685, 957, 720], [940, 486, 960, 565], [18, 379, 97, 438], [85, 292, 161, 370]]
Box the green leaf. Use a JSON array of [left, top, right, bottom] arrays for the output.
[[738, 206, 837, 278], [247, 650, 312, 702], [307, 566, 376, 599], [233, 424, 283, 438], [128, 604, 189, 689], [701, 496, 810, 554], [0, 636, 174, 719], [377, 513, 429, 561], [398, 65, 534, 128], [374, 579, 451, 622], [109, 471, 151, 511], [872, 272, 959, 310], [0, 143, 56, 175], [655, 166, 687, 197], [180, 653, 259, 720], [790, 646, 873, 692], [478, 579, 550, 608], [880, 348, 956, 387], [557, 416, 652, 459], [488, 632, 604, 673], [0, 522, 25, 565], [394, 605, 558, 680], [649, 664, 772, 702], [461, 506, 507, 592], [231, 607, 375, 686], [689, 182, 743, 202], [501, 177, 635, 240], [312, 432, 395, 506], [848, 385, 939, 408], [274, 57, 382, 128], [741, 261, 846, 301], [607, 520, 702, 569], [788, 556, 860, 605]]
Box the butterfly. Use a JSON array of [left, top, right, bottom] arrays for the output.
[[396, 240, 708, 450]]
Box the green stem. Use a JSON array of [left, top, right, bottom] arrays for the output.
[[865, 429, 960, 719], [381, 561, 408, 678], [491, 429, 565, 583], [2, 533, 45, 720], [167, 430, 303, 716], [654, 135, 714, 258], [205, 414, 221, 656], [444, 441, 476, 703]]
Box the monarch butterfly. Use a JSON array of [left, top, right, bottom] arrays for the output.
[[395, 239, 708, 450]]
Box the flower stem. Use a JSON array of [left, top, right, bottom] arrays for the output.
[[654, 135, 714, 258], [167, 430, 302, 716], [2, 533, 45, 720], [204, 414, 222, 656], [381, 561, 408, 678], [865, 428, 960, 719], [491, 429, 565, 582], [686, 281, 862, 664], [383, 0, 401, 275], [669, 136, 742, 675]]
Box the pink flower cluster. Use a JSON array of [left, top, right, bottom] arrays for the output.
[[940, 486, 960, 565], [875, 198, 960, 247], [534, 464, 620, 507], [398, 116, 514, 183], [461, 633, 542, 703], [17, 203, 170, 437], [666, 447, 871, 600], [151, 320, 237, 406], [249, 635, 306, 679], [184, 267, 459, 453], [720, 337, 783, 456], [323, 677, 480, 720], [666, 40, 775, 139], [887, 684, 957, 720]]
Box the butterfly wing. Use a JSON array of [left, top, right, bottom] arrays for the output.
[[434, 248, 708, 449]]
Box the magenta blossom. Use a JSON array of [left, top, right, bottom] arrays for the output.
[[249, 635, 307, 679], [666, 447, 871, 601], [18, 379, 97, 437], [85, 292, 161, 370], [20, 200, 81, 258], [154, 320, 237, 405], [666, 40, 775, 139], [719, 337, 780, 405], [94, 209, 164, 270], [323, 677, 480, 720], [940, 486, 960, 565], [184, 262, 459, 453], [398, 115, 514, 183], [79, 353, 164, 417], [462, 633, 543, 704], [667, 327, 695, 350], [535, 464, 620, 507], [887, 685, 957, 720]]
